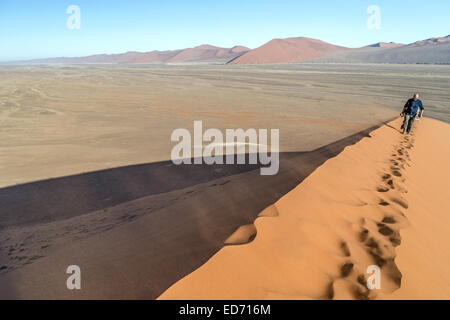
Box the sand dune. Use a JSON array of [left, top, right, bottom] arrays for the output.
[[11, 45, 249, 65], [125, 50, 182, 64], [159, 118, 450, 300], [310, 35, 450, 64], [411, 35, 450, 46], [165, 45, 249, 63], [229, 37, 348, 65]]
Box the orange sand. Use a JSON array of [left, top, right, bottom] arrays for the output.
[[159, 118, 450, 300]]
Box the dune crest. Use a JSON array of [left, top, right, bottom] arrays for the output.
[[159, 118, 450, 300], [229, 37, 348, 65]]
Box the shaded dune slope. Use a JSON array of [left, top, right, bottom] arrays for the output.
[[0, 123, 388, 299]]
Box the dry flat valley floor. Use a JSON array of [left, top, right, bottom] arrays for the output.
[[1, 63, 449, 188]]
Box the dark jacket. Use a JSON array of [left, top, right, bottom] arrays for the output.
[[402, 98, 424, 116]]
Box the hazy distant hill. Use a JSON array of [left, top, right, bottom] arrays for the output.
[[10, 45, 249, 65], [128, 45, 249, 64], [17, 51, 146, 64], [229, 37, 348, 64], [308, 35, 450, 64], [126, 50, 182, 64]]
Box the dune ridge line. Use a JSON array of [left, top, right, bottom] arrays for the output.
[[159, 118, 450, 300]]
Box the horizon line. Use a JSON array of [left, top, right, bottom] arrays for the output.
[[2, 33, 449, 63]]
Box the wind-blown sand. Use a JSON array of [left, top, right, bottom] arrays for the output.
[[159, 118, 450, 300]]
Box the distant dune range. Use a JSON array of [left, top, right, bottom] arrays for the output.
[[310, 36, 450, 64], [232, 35, 450, 65], [5, 35, 450, 65], [11, 45, 250, 65]]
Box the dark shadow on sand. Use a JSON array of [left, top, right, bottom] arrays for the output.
[[382, 120, 403, 134], [0, 119, 395, 299]]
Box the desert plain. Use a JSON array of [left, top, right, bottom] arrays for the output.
[[1, 63, 450, 187]]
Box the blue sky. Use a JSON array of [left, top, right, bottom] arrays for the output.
[[0, 0, 449, 61]]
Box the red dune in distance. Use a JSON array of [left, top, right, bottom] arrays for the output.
[[165, 45, 249, 63], [310, 35, 450, 64], [78, 51, 146, 63], [230, 45, 250, 54], [229, 37, 349, 64], [16, 45, 249, 65], [129, 45, 249, 64]]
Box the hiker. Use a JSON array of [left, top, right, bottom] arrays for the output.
[[401, 93, 424, 134]]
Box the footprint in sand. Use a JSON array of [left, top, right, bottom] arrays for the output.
[[391, 170, 402, 177], [340, 262, 354, 277], [377, 223, 394, 236], [340, 241, 351, 257], [390, 197, 409, 209], [329, 278, 371, 300], [347, 137, 412, 297], [377, 187, 390, 193], [357, 274, 367, 287], [389, 235, 402, 247], [386, 179, 395, 190], [359, 228, 369, 242], [366, 242, 388, 268], [382, 216, 396, 224]]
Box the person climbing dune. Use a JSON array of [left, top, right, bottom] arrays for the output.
[[401, 93, 424, 134]]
